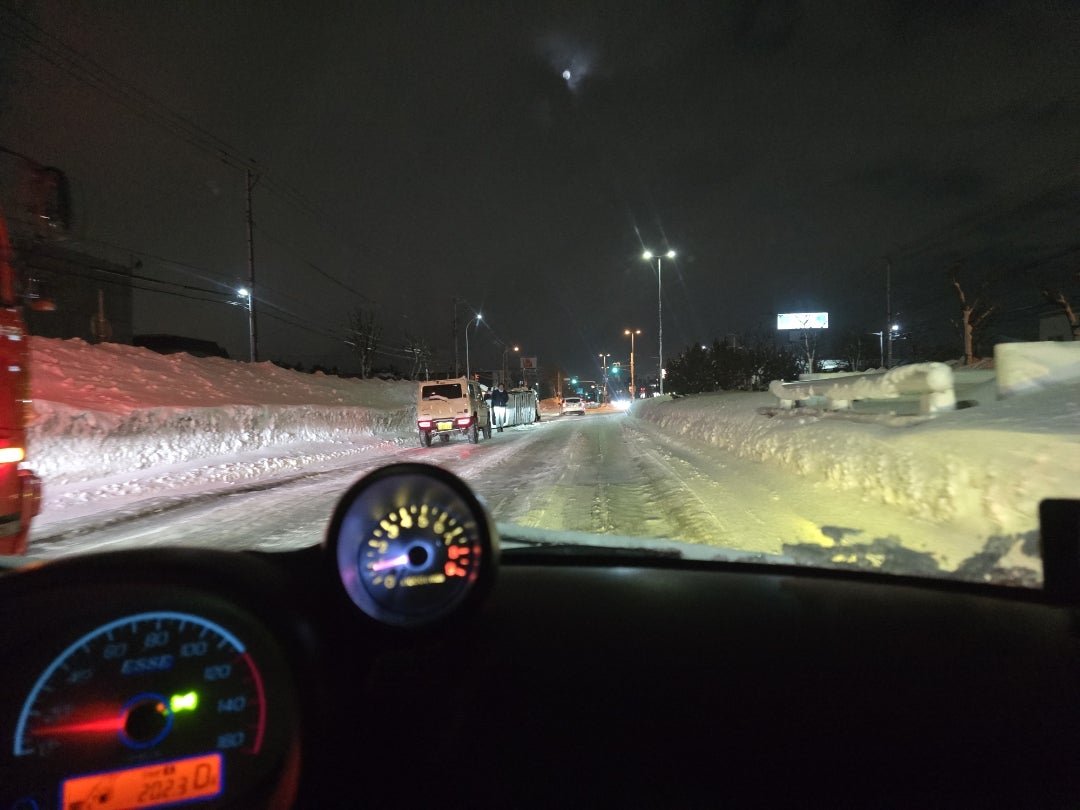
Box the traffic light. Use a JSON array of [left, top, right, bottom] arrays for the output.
[[610, 366, 619, 375], [570, 377, 578, 385]]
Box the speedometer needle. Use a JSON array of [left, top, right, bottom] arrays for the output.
[[370, 554, 409, 572], [35, 715, 126, 735]]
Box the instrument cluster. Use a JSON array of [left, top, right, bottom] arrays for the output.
[[0, 463, 498, 809]]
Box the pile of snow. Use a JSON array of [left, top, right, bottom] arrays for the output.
[[29, 338, 417, 483], [995, 341, 1080, 396], [633, 383, 1080, 539]]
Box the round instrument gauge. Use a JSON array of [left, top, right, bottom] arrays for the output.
[[7, 606, 297, 809], [327, 463, 498, 626]]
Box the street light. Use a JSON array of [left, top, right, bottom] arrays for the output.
[[642, 248, 676, 394], [624, 329, 642, 398], [237, 288, 254, 362], [598, 352, 611, 403], [465, 313, 482, 381], [502, 344, 520, 387], [871, 331, 884, 368]]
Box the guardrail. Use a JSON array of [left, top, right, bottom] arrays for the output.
[[768, 362, 956, 414]]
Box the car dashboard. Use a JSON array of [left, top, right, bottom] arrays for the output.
[[3, 463, 1080, 809]]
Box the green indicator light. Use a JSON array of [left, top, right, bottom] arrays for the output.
[[170, 691, 199, 713]]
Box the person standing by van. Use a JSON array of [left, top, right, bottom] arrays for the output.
[[491, 383, 509, 432]]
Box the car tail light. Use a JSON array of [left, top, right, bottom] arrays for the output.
[[418, 420, 431, 428], [455, 417, 472, 426]]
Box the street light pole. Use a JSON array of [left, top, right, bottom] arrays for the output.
[[502, 344, 519, 387], [237, 288, 253, 362], [598, 352, 610, 403], [624, 329, 641, 398], [643, 249, 676, 394], [465, 313, 482, 381], [245, 170, 259, 363]]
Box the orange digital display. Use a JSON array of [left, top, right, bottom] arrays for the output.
[[62, 752, 222, 809]]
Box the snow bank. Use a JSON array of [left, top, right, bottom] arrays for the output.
[[996, 341, 1080, 397], [29, 338, 417, 483], [633, 385, 1080, 538]]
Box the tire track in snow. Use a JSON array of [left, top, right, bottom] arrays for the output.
[[616, 420, 735, 546]]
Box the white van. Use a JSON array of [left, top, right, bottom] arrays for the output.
[[416, 377, 492, 446]]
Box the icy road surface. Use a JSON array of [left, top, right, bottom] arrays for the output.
[[28, 412, 1036, 581]]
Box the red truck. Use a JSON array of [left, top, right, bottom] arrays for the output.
[[0, 151, 66, 553], [0, 211, 41, 554]]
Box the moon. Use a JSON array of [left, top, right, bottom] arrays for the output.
[[562, 70, 572, 81]]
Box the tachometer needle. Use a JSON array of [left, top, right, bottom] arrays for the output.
[[370, 554, 409, 572]]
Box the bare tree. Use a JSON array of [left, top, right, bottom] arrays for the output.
[[841, 331, 867, 372], [404, 332, 432, 380], [347, 307, 381, 378], [950, 264, 996, 365], [798, 329, 819, 374], [1042, 270, 1080, 340]]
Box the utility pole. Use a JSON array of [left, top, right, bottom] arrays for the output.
[[452, 297, 460, 377], [885, 258, 892, 369], [245, 169, 259, 363]]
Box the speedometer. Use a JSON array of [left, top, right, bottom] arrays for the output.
[[7, 608, 295, 809]]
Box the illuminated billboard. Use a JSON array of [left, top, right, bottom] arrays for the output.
[[777, 312, 829, 330]]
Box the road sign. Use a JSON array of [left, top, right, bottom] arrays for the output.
[[520, 356, 537, 369]]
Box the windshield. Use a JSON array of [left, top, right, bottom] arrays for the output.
[[3, 2, 1078, 589]]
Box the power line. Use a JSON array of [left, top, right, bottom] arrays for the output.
[[4, 211, 237, 293], [0, 6, 353, 242], [43, 262, 235, 307], [253, 223, 371, 302]]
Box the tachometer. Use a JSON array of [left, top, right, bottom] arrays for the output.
[[11, 611, 274, 809], [327, 463, 498, 627]]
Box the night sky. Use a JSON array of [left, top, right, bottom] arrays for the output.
[[1, 0, 1077, 381]]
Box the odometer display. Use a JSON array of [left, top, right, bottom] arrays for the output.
[[13, 611, 266, 805], [62, 752, 222, 809]]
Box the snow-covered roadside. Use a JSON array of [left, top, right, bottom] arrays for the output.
[[32, 401, 415, 483], [24, 337, 1080, 554], [631, 385, 1080, 540], [28, 338, 418, 486]]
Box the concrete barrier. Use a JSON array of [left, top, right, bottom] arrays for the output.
[[769, 362, 956, 414]]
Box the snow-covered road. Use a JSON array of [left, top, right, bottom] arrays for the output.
[[30, 411, 1034, 581]]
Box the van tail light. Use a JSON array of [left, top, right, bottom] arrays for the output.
[[418, 420, 432, 428], [455, 417, 472, 427]]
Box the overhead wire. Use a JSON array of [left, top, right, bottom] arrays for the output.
[[0, 5, 394, 280], [252, 223, 372, 302]]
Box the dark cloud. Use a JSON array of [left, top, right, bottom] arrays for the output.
[[844, 158, 988, 203]]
